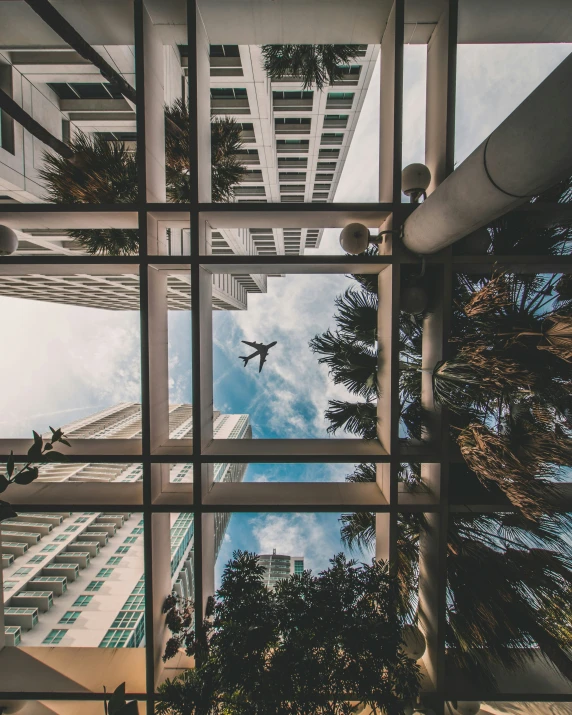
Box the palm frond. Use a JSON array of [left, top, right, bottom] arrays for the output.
[[325, 400, 377, 439], [537, 313, 572, 362], [261, 44, 361, 91], [334, 287, 378, 343], [463, 273, 512, 317], [457, 423, 557, 520]]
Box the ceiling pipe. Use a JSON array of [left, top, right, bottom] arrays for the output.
[[403, 52, 572, 254]]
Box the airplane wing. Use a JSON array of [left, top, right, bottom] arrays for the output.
[[259, 353, 267, 372], [242, 340, 263, 350]]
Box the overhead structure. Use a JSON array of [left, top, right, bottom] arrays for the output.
[[403, 52, 572, 254]]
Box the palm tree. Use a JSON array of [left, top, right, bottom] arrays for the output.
[[261, 44, 361, 91], [165, 99, 246, 203], [39, 131, 139, 256]]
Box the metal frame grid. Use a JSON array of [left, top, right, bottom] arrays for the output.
[[0, 0, 571, 712]]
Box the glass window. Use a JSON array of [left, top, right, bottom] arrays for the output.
[[86, 581, 104, 592], [59, 611, 81, 625], [14, 568, 31, 576], [72, 595, 93, 607], [27, 555, 46, 564], [41, 545, 57, 552], [43, 629, 67, 645], [116, 546, 131, 554], [65, 526, 79, 532], [124, 536, 137, 544], [107, 557, 123, 566], [96, 568, 114, 578]]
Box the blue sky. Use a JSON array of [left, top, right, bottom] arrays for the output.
[[1, 43, 570, 575]]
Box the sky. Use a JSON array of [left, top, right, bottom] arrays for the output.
[[0, 42, 570, 577]]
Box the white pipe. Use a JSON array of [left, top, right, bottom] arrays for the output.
[[403, 52, 572, 254]]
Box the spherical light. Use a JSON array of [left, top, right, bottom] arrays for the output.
[[400, 284, 428, 315], [401, 163, 432, 202], [0, 225, 18, 255], [400, 624, 427, 660], [339, 223, 370, 255], [454, 703, 481, 715]]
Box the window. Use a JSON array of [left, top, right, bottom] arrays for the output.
[[116, 546, 130, 554], [72, 595, 93, 607], [43, 629, 67, 645], [107, 557, 122, 566], [47, 82, 123, 100], [41, 545, 57, 552], [27, 556, 46, 564], [86, 581, 104, 592], [14, 568, 31, 576], [210, 88, 247, 99], [124, 594, 145, 609], [324, 114, 349, 121], [111, 610, 143, 629], [54, 535, 68, 542], [100, 629, 133, 648], [124, 536, 137, 544], [75, 517, 88, 523], [131, 527, 143, 535], [97, 568, 114, 578], [275, 117, 311, 125], [65, 526, 79, 532], [294, 560, 304, 575], [327, 92, 354, 100], [59, 611, 81, 625], [273, 91, 313, 100], [210, 45, 240, 58], [3, 581, 16, 591]]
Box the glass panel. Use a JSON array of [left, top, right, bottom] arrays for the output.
[[402, 44, 427, 201], [455, 43, 572, 166], [241, 462, 365, 483], [0, 273, 141, 438], [2, 512, 145, 649], [213, 272, 379, 438]]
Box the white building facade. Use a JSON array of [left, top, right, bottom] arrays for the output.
[[258, 550, 304, 590], [1, 404, 250, 648]]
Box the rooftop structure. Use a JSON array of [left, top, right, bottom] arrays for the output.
[[0, 0, 571, 713]]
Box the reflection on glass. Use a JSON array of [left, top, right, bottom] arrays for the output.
[[2, 512, 144, 648]]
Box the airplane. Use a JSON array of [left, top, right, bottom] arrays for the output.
[[239, 340, 277, 373]]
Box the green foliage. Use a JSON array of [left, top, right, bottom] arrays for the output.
[[104, 682, 139, 715], [165, 99, 245, 203], [39, 132, 139, 255], [261, 45, 361, 91], [0, 427, 68, 523], [157, 551, 420, 714], [162, 592, 196, 662]]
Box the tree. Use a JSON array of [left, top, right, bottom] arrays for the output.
[[316, 183, 572, 686], [261, 45, 361, 91], [39, 132, 139, 256], [165, 99, 246, 203], [157, 551, 420, 714]]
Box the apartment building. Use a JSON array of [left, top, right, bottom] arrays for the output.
[[258, 550, 304, 590], [1, 404, 250, 647]]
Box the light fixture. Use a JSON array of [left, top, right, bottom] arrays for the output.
[[339, 222, 371, 254], [453, 703, 481, 715], [0, 225, 18, 255], [402, 163, 431, 203], [400, 624, 427, 660]]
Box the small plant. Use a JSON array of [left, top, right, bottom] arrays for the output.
[[0, 427, 69, 522], [161, 592, 196, 662], [103, 682, 138, 714]]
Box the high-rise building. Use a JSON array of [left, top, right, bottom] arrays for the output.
[[0, 39, 377, 311], [258, 550, 304, 590], [1, 404, 250, 648]]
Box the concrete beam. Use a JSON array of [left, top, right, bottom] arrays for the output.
[[404, 52, 572, 254]]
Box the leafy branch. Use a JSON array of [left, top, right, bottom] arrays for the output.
[[103, 682, 138, 714], [0, 427, 69, 522], [162, 591, 197, 662]]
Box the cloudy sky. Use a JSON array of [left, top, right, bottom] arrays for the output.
[[0, 43, 570, 580]]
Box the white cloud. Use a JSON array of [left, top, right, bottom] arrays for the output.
[[0, 296, 140, 436]]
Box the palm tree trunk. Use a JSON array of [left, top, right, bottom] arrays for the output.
[[0, 87, 73, 159], [24, 0, 137, 105]]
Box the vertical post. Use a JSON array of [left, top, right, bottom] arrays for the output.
[[152, 511, 172, 685], [425, 0, 458, 194], [147, 262, 170, 453]]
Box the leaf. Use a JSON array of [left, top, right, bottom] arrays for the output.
[[44, 450, 64, 462], [44, 443, 52, 451], [14, 467, 39, 485], [6, 452, 14, 478], [0, 475, 10, 493], [27, 432, 43, 460], [60, 438, 71, 448], [50, 427, 63, 442], [118, 702, 139, 715], [0, 500, 17, 523], [107, 683, 126, 715]]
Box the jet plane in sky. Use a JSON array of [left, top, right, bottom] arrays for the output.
[[239, 340, 277, 372]]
